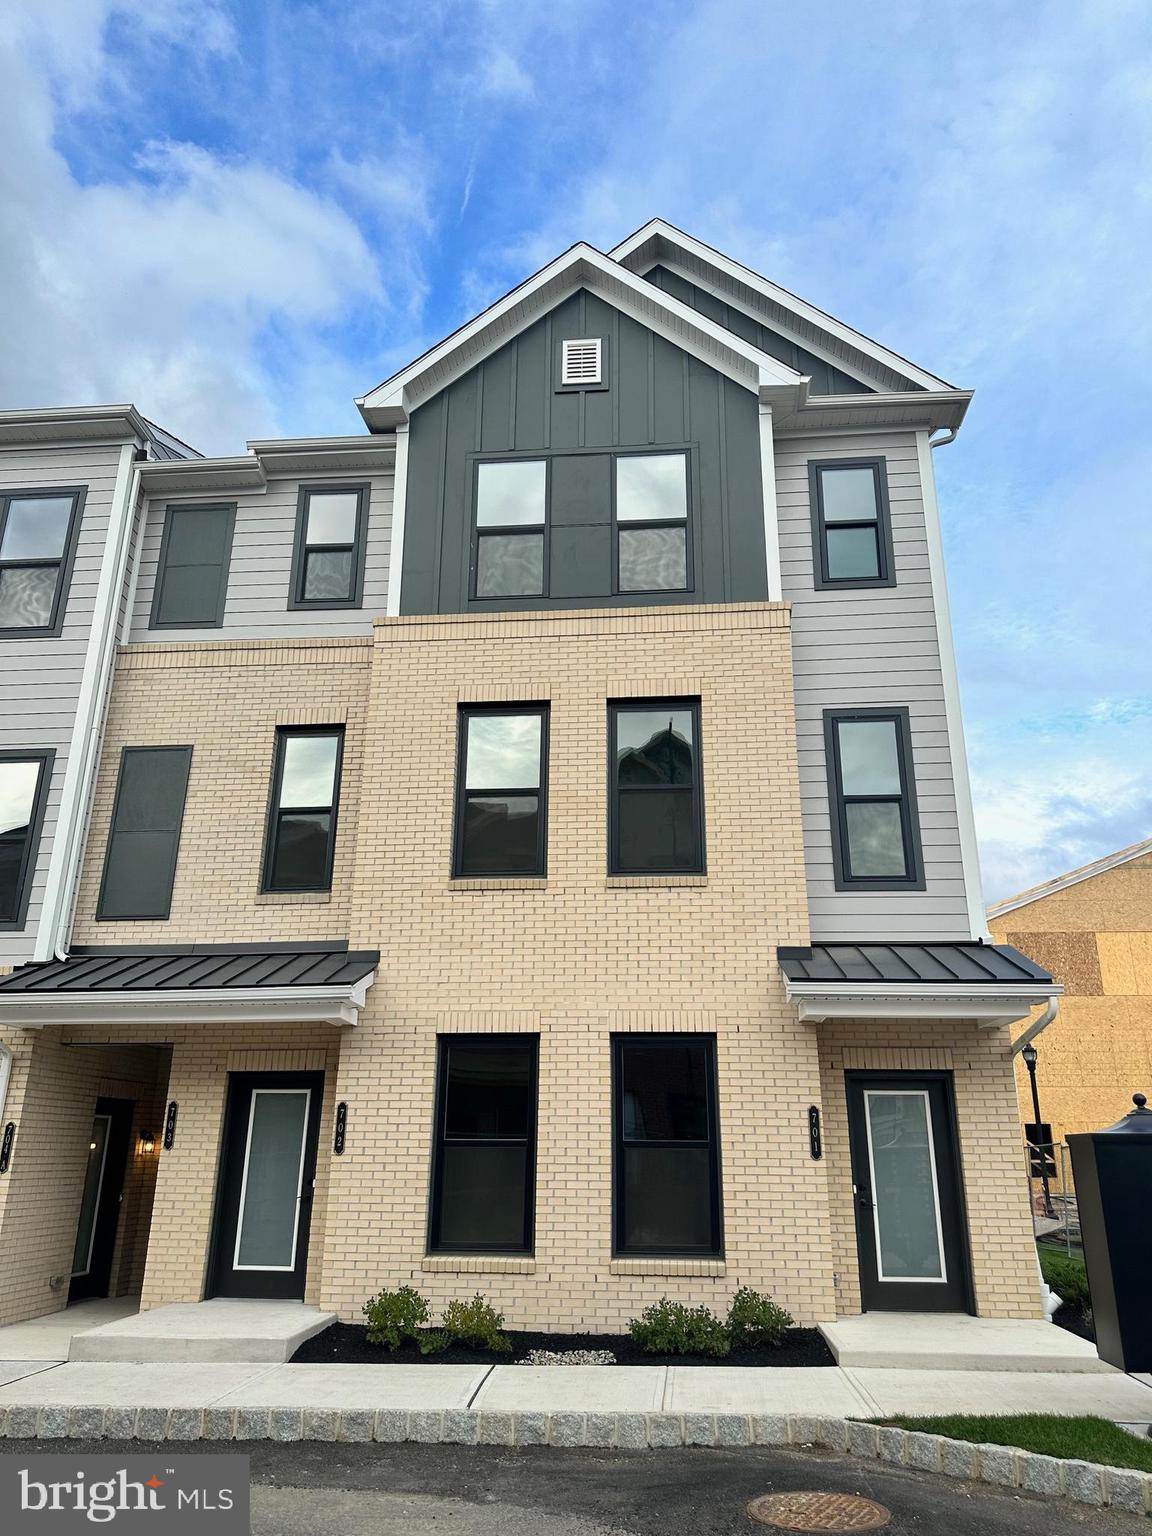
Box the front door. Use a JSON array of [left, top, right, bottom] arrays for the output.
[[208, 1072, 323, 1300], [846, 1072, 972, 1313], [69, 1097, 133, 1303]]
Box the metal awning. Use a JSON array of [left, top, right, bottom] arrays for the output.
[[777, 941, 1060, 1027], [0, 947, 379, 1029]]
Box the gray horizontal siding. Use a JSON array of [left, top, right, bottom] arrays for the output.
[[129, 473, 393, 641], [776, 429, 971, 941], [0, 442, 124, 964]]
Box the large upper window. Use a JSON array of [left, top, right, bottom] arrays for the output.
[[825, 709, 923, 888], [809, 460, 894, 588], [150, 503, 236, 628], [613, 1035, 722, 1257], [609, 700, 704, 874], [0, 489, 83, 636], [289, 484, 368, 608], [428, 1036, 538, 1254], [0, 752, 53, 929], [472, 460, 547, 599], [97, 746, 192, 921], [262, 728, 344, 892], [615, 454, 689, 594], [454, 706, 548, 877]]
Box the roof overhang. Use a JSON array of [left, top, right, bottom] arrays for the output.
[[0, 404, 153, 449], [137, 435, 396, 496], [772, 390, 972, 438], [783, 978, 1063, 1029], [357, 242, 805, 428], [0, 976, 375, 1030]]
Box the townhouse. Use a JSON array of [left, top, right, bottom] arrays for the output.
[[0, 221, 1059, 1333]]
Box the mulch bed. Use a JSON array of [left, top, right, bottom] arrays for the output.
[[1051, 1303, 1094, 1342], [291, 1321, 835, 1368]]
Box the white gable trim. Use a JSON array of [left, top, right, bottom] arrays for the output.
[[610, 220, 954, 395], [988, 836, 1152, 920]]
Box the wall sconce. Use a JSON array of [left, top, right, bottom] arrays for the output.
[[138, 1131, 156, 1155]]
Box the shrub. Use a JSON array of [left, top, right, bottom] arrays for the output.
[[363, 1285, 431, 1349], [1039, 1248, 1091, 1315], [726, 1287, 793, 1349], [628, 1297, 730, 1358], [417, 1330, 449, 1356], [439, 1294, 512, 1354]]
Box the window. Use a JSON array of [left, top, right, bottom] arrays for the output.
[[615, 454, 689, 593], [150, 503, 236, 628], [825, 709, 923, 888], [454, 706, 547, 877], [262, 728, 344, 892], [613, 1035, 722, 1256], [0, 489, 83, 636], [289, 484, 368, 609], [472, 460, 547, 599], [809, 459, 894, 588], [429, 1036, 537, 1253], [561, 337, 602, 387], [609, 700, 703, 874], [0, 751, 53, 929], [97, 747, 192, 920]]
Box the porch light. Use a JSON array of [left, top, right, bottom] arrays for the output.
[[138, 1130, 156, 1154]]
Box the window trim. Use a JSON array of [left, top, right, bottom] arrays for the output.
[[260, 725, 346, 894], [611, 1033, 724, 1259], [607, 698, 705, 876], [612, 450, 693, 597], [0, 749, 55, 931], [468, 457, 551, 602], [452, 704, 549, 879], [427, 1033, 539, 1256], [809, 458, 895, 591], [96, 745, 194, 921], [0, 487, 86, 639], [824, 707, 925, 891], [287, 482, 370, 611], [149, 501, 237, 630]]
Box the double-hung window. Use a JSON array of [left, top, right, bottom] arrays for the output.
[[615, 453, 690, 594], [473, 460, 547, 599], [0, 751, 53, 929], [429, 1035, 537, 1254], [0, 489, 83, 635], [825, 708, 923, 888], [809, 459, 894, 588], [262, 728, 344, 892], [609, 700, 704, 874], [613, 1035, 722, 1256], [290, 484, 368, 608], [454, 706, 548, 877]]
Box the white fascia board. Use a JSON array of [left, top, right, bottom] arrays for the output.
[[773, 390, 972, 437], [357, 243, 802, 420], [609, 219, 954, 394], [2, 979, 373, 1030], [138, 457, 266, 495], [785, 979, 1061, 1029], [0, 404, 152, 447]]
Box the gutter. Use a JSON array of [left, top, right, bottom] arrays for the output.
[[1010, 995, 1060, 1054]]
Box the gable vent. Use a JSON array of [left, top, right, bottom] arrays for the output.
[[561, 337, 602, 386]]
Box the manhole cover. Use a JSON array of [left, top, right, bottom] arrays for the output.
[[747, 1491, 891, 1532]]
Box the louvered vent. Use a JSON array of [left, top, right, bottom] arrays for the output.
[[561, 337, 602, 386]]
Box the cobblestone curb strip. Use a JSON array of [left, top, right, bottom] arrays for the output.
[[1, 1407, 1149, 1514]]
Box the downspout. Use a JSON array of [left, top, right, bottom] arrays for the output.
[[1010, 997, 1062, 1319]]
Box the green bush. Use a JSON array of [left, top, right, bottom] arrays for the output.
[[362, 1285, 431, 1349], [417, 1330, 449, 1356], [439, 1294, 512, 1353], [1039, 1248, 1091, 1315], [628, 1297, 730, 1358], [726, 1287, 793, 1349]]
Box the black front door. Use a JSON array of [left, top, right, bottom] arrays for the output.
[[69, 1097, 133, 1303], [208, 1072, 323, 1300], [846, 1072, 972, 1313]]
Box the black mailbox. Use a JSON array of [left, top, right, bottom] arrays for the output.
[[1067, 1093, 1152, 1372]]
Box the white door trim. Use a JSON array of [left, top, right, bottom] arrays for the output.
[[863, 1087, 948, 1285]]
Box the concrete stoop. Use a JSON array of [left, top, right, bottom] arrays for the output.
[[67, 1301, 335, 1363], [819, 1313, 1114, 1374]]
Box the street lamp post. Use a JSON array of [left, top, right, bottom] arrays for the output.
[[1021, 1042, 1053, 1218]]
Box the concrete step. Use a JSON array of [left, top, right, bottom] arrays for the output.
[[819, 1312, 1115, 1373], [68, 1299, 335, 1364]]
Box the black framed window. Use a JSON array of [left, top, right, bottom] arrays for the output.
[[0, 488, 84, 636], [429, 1035, 537, 1254], [262, 728, 344, 892], [609, 700, 703, 874], [454, 706, 548, 877], [472, 459, 547, 599], [150, 502, 236, 628], [97, 746, 193, 921], [613, 1035, 722, 1257], [809, 459, 894, 588], [0, 751, 54, 929], [615, 453, 689, 594], [825, 708, 924, 889], [289, 484, 369, 608]]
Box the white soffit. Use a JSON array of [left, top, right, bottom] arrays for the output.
[[0, 979, 374, 1030], [785, 979, 1063, 1029]]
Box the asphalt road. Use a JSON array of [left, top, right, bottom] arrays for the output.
[[5, 1440, 1139, 1534]]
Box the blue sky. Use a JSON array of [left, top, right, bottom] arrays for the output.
[[3, 0, 1151, 902]]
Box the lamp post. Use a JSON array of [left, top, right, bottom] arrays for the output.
[[1021, 1043, 1053, 1217]]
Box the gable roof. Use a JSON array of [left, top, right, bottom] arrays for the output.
[[988, 836, 1152, 920]]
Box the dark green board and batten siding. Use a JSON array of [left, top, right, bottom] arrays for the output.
[[401, 288, 769, 614]]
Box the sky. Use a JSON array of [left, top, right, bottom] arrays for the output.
[[2, 0, 1150, 903]]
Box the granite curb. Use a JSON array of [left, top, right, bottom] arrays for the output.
[[0, 1405, 1148, 1513]]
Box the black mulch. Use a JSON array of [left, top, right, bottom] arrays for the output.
[[290, 1321, 834, 1368], [1052, 1302, 1095, 1342]]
